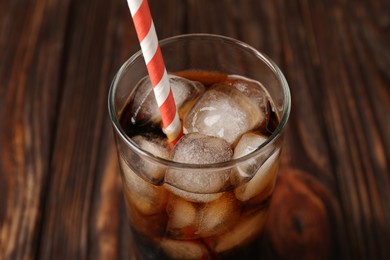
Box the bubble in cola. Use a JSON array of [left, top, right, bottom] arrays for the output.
[[119, 72, 281, 259]]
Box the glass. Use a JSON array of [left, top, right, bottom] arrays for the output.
[[108, 34, 291, 259]]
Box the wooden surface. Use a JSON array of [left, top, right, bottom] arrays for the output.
[[1, 0, 389, 259]]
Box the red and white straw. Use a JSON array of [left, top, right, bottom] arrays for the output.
[[127, 0, 183, 144]]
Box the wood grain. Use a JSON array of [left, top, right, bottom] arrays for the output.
[[0, 0, 71, 258], [0, 0, 389, 259], [36, 0, 126, 258]]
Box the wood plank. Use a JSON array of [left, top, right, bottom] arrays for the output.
[[0, 0, 71, 258], [309, 0, 390, 258], [259, 0, 349, 258], [36, 0, 126, 257]]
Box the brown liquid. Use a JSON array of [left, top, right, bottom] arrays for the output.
[[120, 71, 279, 140], [119, 71, 280, 260]]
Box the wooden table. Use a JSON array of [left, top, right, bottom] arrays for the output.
[[1, 0, 389, 259]]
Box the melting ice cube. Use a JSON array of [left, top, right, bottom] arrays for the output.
[[130, 134, 170, 182], [184, 84, 265, 144], [120, 159, 168, 215], [166, 193, 240, 239], [234, 148, 280, 202], [233, 132, 268, 160], [225, 76, 269, 113], [164, 185, 223, 203], [130, 75, 204, 125], [197, 193, 240, 237], [208, 209, 269, 253], [165, 133, 233, 196], [160, 239, 209, 259], [232, 132, 268, 180], [123, 195, 167, 237], [166, 196, 198, 239]]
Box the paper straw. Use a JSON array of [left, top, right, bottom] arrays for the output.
[[127, 0, 183, 144]]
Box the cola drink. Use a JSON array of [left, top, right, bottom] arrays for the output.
[[108, 34, 290, 260], [118, 72, 281, 259]]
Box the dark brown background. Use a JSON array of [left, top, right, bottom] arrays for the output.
[[1, 0, 389, 259]]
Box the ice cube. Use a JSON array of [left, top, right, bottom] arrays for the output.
[[124, 195, 167, 237], [224, 77, 269, 114], [166, 196, 198, 239], [160, 239, 209, 260], [184, 84, 265, 144], [232, 132, 268, 181], [165, 184, 223, 203], [119, 159, 167, 215], [132, 134, 170, 159], [233, 132, 268, 160], [169, 132, 233, 166], [234, 148, 280, 202], [165, 133, 233, 195], [166, 193, 240, 239], [208, 209, 268, 253], [130, 75, 205, 125], [198, 193, 240, 237], [131, 134, 170, 182]]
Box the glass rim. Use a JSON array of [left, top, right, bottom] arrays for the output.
[[108, 33, 291, 169]]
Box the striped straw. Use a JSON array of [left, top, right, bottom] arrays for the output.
[[127, 0, 183, 144]]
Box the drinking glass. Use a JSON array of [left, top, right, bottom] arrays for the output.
[[108, 34, 291, 259]]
